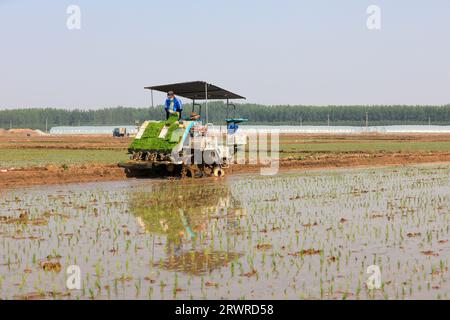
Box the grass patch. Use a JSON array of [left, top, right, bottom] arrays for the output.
[[0, 149, 129, 168], [281, 141, 450, 153]]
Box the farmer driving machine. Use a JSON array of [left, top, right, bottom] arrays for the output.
[[119, 81, 247, 178]]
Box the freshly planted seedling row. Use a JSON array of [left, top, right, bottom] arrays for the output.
[[0, 164, 449, 299]]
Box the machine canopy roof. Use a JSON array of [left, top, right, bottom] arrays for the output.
[[144, 81, 245, 100]]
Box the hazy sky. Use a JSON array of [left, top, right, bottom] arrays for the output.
[[1, 0, 450, 108]]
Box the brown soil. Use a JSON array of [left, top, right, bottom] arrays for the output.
[[1, 152, 450, 191], [230, 151, 450, 174], [0, 164, 126, 190], [0, 135, 132, 150], [279, 133, 450, 143], [0, 128, 45, 137], [1, 133, 450, 191]]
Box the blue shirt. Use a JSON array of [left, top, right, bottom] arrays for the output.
[[227, 123, 239, 134], [165, 97, 183, 113]]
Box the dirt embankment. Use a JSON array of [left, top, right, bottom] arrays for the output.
[[0, 164, 126, 190], [279, 133, 450, 143], [0, 134, 132, 150], [2, 133, 450, 190], [2, 152, 450, 191]]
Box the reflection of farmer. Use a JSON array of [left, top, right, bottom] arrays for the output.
[[165, 91, 183, 120]]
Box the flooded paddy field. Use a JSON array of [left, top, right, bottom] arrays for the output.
[[1, 164, 450, 300]]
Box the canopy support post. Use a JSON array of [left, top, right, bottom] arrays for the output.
[[151, 89, 154, 108], [227, 102, 237, 119], [205, 82, 208, 124]]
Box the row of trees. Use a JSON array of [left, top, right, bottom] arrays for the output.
[[1, 103, 450, 130]]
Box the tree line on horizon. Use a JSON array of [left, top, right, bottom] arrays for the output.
[[1, 102, 450, 130]]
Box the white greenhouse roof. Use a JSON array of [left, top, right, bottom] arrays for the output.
[[50, 126, 138, 135]]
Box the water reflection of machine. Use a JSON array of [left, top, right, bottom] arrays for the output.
[[129, 181, 246, 275]]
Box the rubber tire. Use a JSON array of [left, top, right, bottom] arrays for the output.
[[213, 166, 225, 177]]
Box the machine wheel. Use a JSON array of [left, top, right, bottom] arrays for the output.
[[181, 164, 201, 178], [213, 166, 225, 177], [124, 168, 134, 177], [181, 165, 188, 178], [124, 168, 150, 178], [202, 165, 213, 177]]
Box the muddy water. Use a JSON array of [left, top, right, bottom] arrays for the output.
[[1, 164, 450, 300]]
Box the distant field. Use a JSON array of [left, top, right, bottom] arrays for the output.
[[0, 149, 129, 168], [281, 141, 450, 153], [1, 133, 450, 168]]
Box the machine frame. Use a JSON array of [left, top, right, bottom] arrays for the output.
[[119, 81, 247, 178]]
